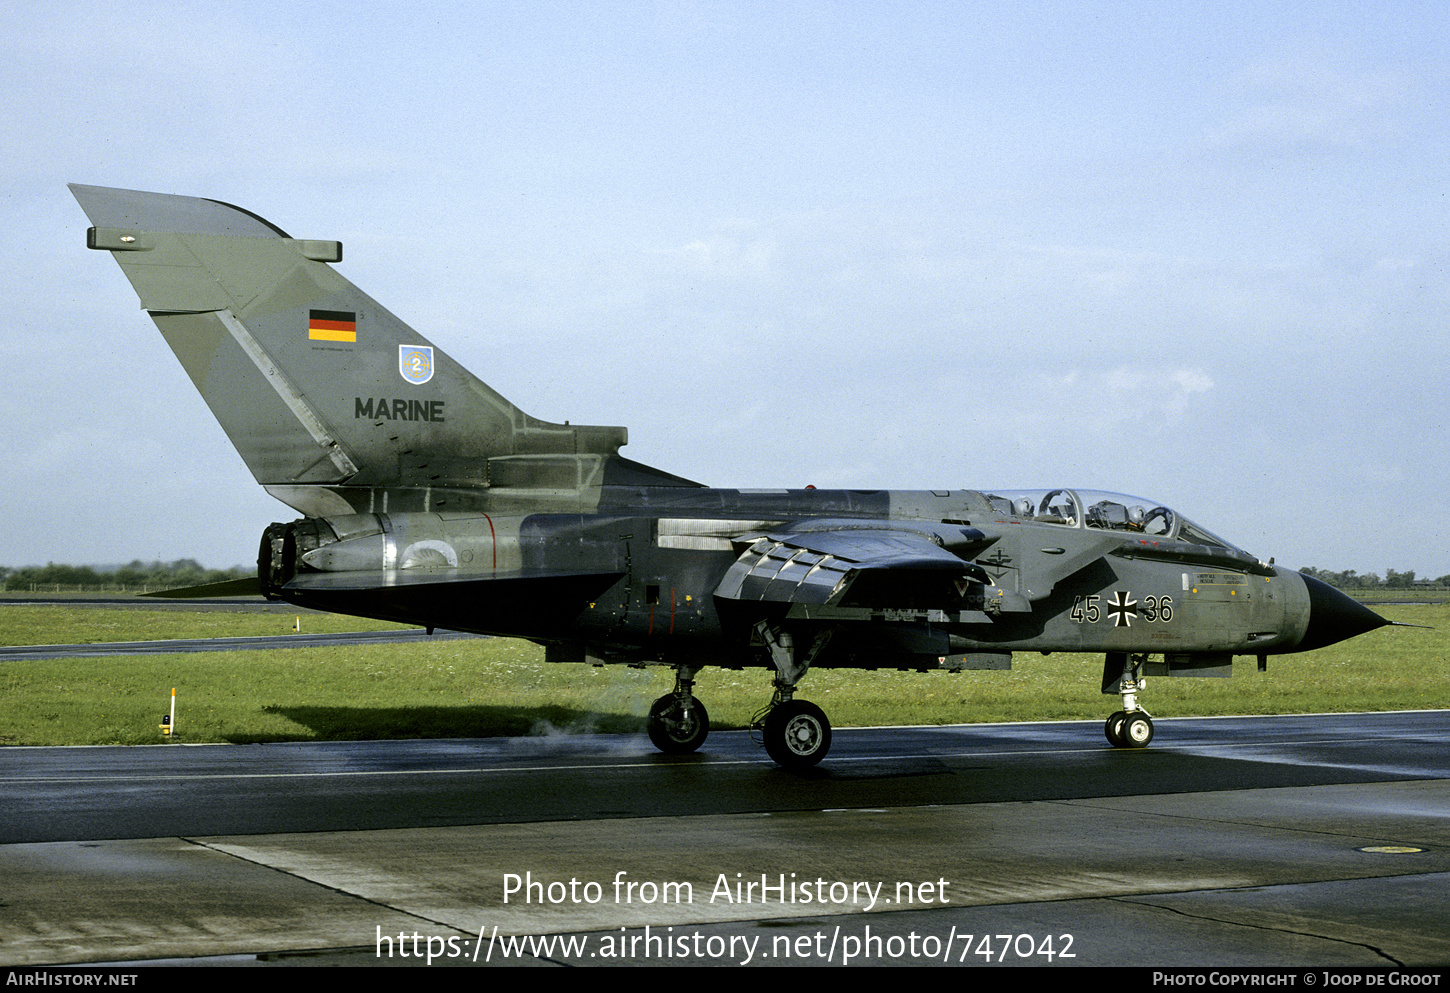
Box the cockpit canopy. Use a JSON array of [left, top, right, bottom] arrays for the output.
[[980, 488, 1243, 552]]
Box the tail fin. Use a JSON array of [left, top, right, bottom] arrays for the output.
[[71, 184, 693, 517]]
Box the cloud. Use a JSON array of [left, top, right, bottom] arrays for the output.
[[648, 221, 780, 286], [1012, 366, 1216, 435], [1206, 47, 1412, 154]]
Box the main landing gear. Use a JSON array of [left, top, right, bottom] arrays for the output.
[[752, 621, 834, 769], [646, 667, 709, 754], [643, 632, 835, 768], [760, 696, 832, 768], [1103, 652, 1153, 748]]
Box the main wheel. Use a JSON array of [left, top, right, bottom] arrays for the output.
[[763, 700, 831, 768], [647, 694, 709, 754], [1105, 710, 1128, 747], [1121, 712, 1154, 748]]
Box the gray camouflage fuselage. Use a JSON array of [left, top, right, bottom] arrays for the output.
[[71, 183, 1389, 763]]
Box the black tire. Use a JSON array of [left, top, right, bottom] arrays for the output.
[[763, 700, 831, 768], [1121, 712, 1154, 749], [646, 694, 709, 754], [1105, 710, 1128, 747]]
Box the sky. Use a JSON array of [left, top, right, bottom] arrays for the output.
[[4, 0, 1447, 578]]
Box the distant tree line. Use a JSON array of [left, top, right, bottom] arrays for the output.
[[1298, 567, 1449, 590], [0, 559, 253, 592]]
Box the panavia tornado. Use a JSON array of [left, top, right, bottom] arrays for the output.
[[71, 184, 1392, 767]]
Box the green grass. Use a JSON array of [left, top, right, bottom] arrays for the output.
[[0, 604, 1442, 747], [1348, 588, 1449, 603], [0, 605, 405, 646]]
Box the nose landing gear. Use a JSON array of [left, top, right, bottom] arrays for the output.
[[1102, 652, 1154, 749]]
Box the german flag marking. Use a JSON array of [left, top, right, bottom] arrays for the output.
[[309, 309, 356, 342]]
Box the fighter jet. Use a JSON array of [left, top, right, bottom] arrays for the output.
[[71, 184, 1392, 767]]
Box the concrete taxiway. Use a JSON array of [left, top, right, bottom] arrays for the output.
[[2, 712, 1447, 967]]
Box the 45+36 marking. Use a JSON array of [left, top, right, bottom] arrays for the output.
[[1070, 592, 1172, 627]]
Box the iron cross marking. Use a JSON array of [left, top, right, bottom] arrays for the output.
[[1107, 590, 1138, 628], [979, 549, 1014, 579]]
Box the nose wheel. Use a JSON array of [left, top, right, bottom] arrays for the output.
[[1102, 652, 1154, 749], [1105, 709, 1153, 748]]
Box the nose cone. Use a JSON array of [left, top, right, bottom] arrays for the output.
[[1296, 573, 1391, 651]]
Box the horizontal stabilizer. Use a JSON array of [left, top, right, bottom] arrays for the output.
[[279, 568, 626, 636], [141, 577, 263, 599], [284, 567, 624, 593]]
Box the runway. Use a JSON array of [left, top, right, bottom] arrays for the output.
[[2, 712, 1447, 967]]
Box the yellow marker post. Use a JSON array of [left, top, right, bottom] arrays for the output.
[[159, 687, 176, 738]]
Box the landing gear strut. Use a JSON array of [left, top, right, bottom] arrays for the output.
[[753, 621, 834, 768], [647, 666, 709, 754], [1102, 652, 1153, 749]]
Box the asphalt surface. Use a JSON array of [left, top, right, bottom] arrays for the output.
[[2, 711, 1448, 968]]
